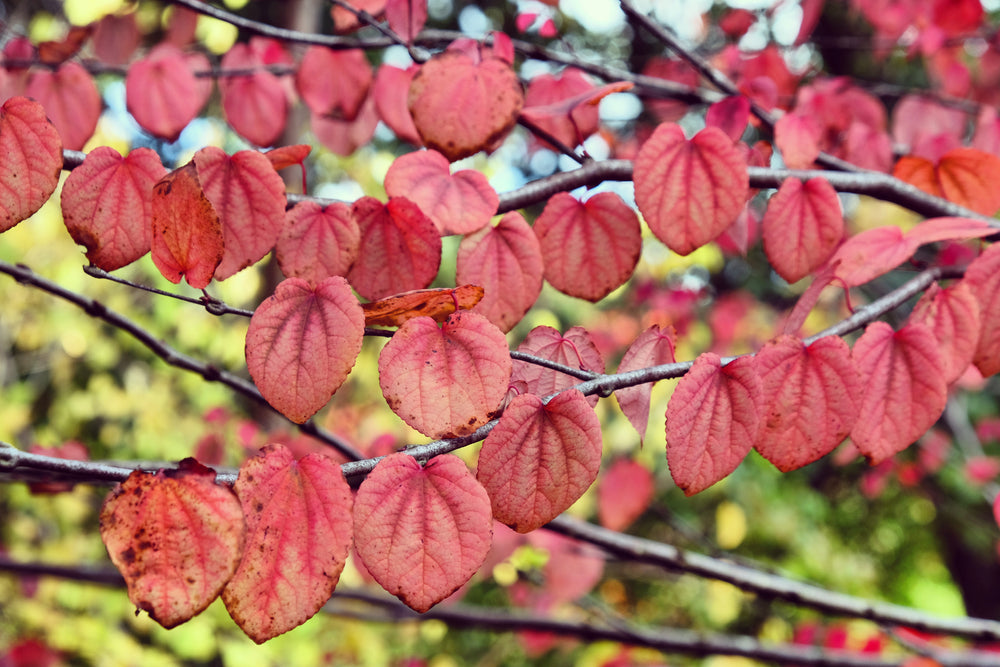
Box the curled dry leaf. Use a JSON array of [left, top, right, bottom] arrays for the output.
[[0, 96, 63, 233], [378, 311, 512, 438], [223, 444, 354, 643], [245, 277, 365, 424], [353, 453, 492, 612], [478, 390, 603, 533], [276, 201, 360, 284], [99, 459, 246, 629], [61, 147, 166, 271], [362, 284, 484, 327]]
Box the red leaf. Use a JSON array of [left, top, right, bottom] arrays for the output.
[[0, 97, 62, 233], [276, 201, 360, 284], [24, 62, 100, 151], [245, 277, 365, 423], [384, 149, 498, 235], [534, 192, 641, 302], [93, 13, 140, 65], [219, 40, 289, 147], [408, 51, 524, 161], [362, 285, 484, 327], [762, 177, 844, 284], [126, 45, 211, 142], [346, 196, 442, 301], [353, 453, 492, 612], [477, 390, 603, 533], [774, 112, 821, 169], [60, 147, 166, 271], [265, 144, 311, 171], [386, 0, 428, 42], [597, 459, 654, 531], [311, 91, 380, 157], [963, 243, 1000, 377], [850, 322, 948, 464], [796, 0, 825, 44], [528, 530, 605, 603], [378, 311, 512, 438], [456, 212, 544, 332], [753, 335, 860, 472], [150, 162, 224, 289], [99, 459, 246, 629], [614, 324, 677, 441], [511, 326, 605, 407], [634, 123, 749, 256], [193, 147, 287, 280], [665, 354, 762, 495], [521, 69, 609, 148], [296, 47, 371, 120], [705, 95, 750, 143], [222, 444, 353, 643], [910, 282, 981, 384], [373, 64, 421, 145]]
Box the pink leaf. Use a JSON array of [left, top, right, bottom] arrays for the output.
[[0, 97, 63, 233], [346, 196, 442, 300], [245, 277, 365, 423], [478, 390, 603, 533], [910, 282, 981, 384], [511, 326, 605, 407], [705, 95, 750, 142], [634, 123, 749, 255], [92, 13, 140, 65], [892, 94, 966, 159], [193, 147, 287, 280], [126, 45, 211, 142], [373, 64, 421, 145], [528, 530, 605, 603], [60, 147, 166, 271], [384, 149, 498, 235], [521, 69, 610, 148], [614, 324, 677, 441], [150, 162, 224, 289], [99, 459, 245, 629], [597, 459, 654, 531], [276, 201, 360, 284], [354, 453, 492, 612], [378, 311, 512, 438], [264, 144, 311, 172], [665, 354, 762, 495], [386, 0, 428, 42], [219, 39, 290, 147], [223, 445, 353, 643], [534, 192, 642, 302], [455, 212, 544, 332], [24, 62, 100, 151], [762, 177, 844, 283], [408, 51, 524, 161], [829, 226, 914, 287], [963, 243, 1000, 377], [296, 47, 371, 120], [753, 335, 860, 472], [311, 91, 380, 157], [774, 112, 821, 169], [850, 322, 948, 464]]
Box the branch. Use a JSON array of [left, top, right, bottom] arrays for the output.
[[0, 260, 364, 462]]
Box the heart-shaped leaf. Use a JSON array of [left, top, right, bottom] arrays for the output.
[[276, 201, 360, 284], [386, 0, 428, 42], [0, 96, 63, 233], [245, 277, 365, 423], [895, 148, 1000, 215], [311, 92, 380, 157], [296, 47, 371, 120], [219, 39, 289, 147], [126, 45, 211, 142], [521, 69, 604, 149], [963, 243, 1000, 377], [511, 326, 605, 407], [910, 282, 981, 384], [24, 61, 100, 151], [597, 459, 654, 532], [762, 177, 844, 284], [477, 390, 603, 533], [353, 453, 492, 612], [223, 444, 354, 643], [378, 311, 511, 438], [100, 459, 246, 629]]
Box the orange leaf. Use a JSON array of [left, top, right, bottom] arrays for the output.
[[362, 284, 484, 327], [276, 201, 360, 284], [61, 147, 166, 271], [223, 445, 353, 643], [963, 243, 1000, 377], [353, 453, 492, 612], [534, 192, 642, 302], [99, 459, 246, 629], [753, 335, 860, 472], [665, 354, 762, 495], [477, 390, 603, 533], [378, 311, 512, 438], [245, 277, 365, 423], [634, 123, 749, 256], [614, 324, 677, 441], [408, 50, 524, 161], [850, 322, 948, 464], [0, 97, 62, 233], [762, 177, 843, 284], [264, 144, 312, 171], [150, 162, 224, 289], [895, 148, 1000, 215], [910, 282, 981, 384], [456, 212, 544, 333], [511, 325, 605, 407]]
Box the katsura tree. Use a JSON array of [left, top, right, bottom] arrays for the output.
[[2, 0, 1000, 664]]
